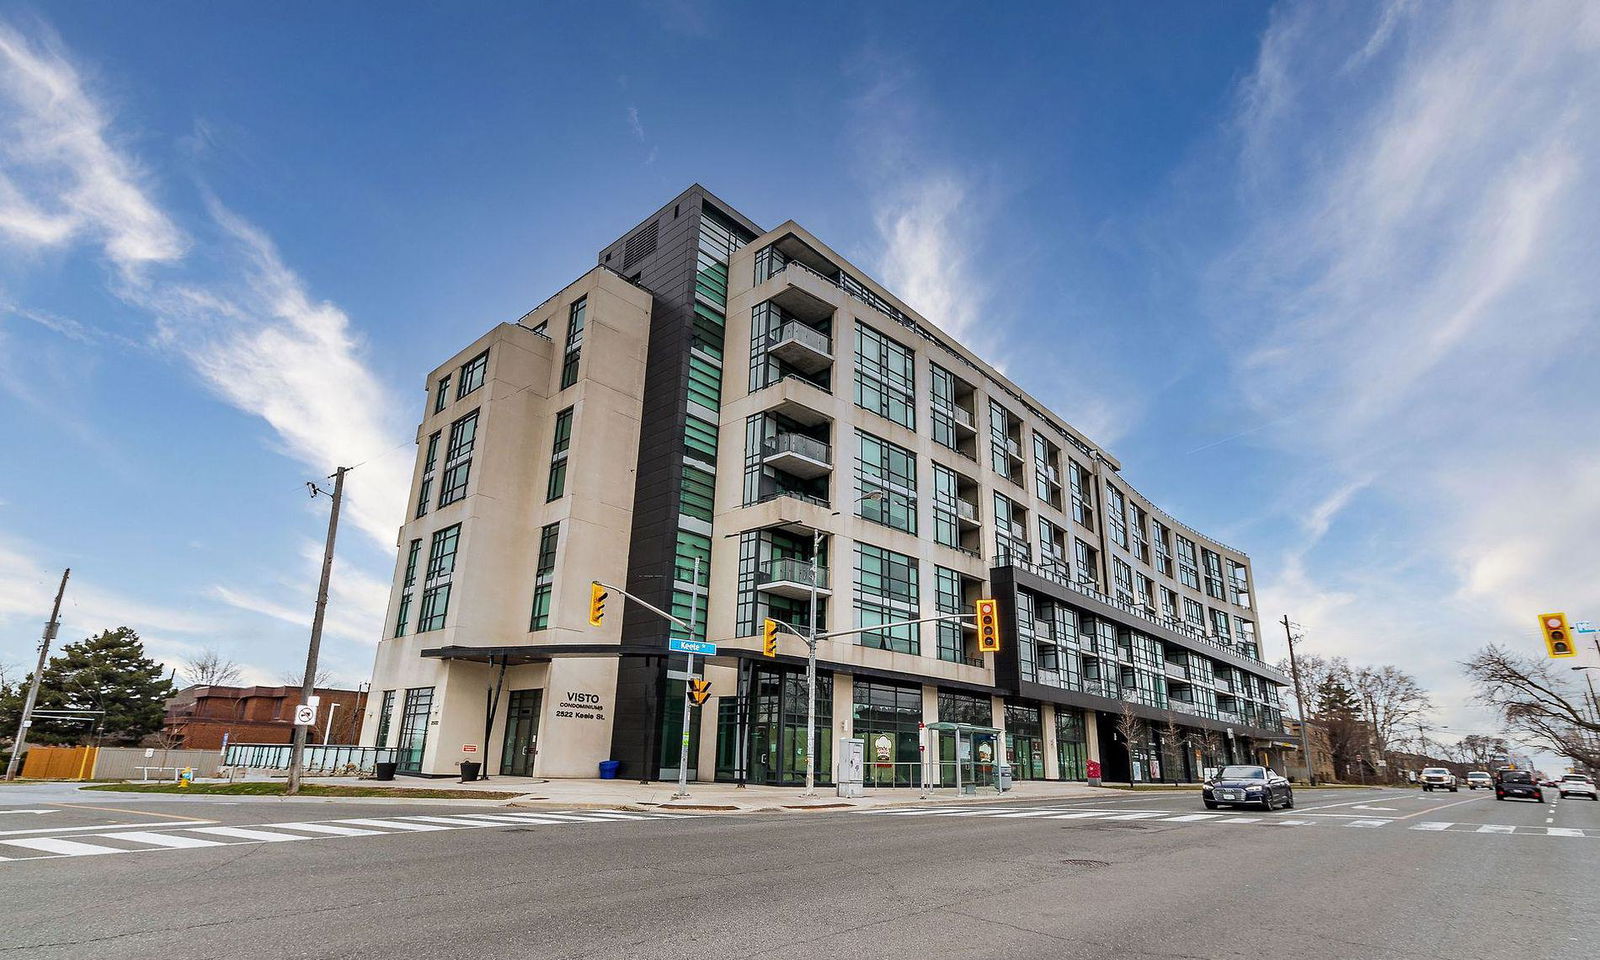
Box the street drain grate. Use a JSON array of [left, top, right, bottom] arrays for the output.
[[1060, 859, 1109, 869]]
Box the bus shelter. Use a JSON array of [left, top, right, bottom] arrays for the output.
[[923, 722, 1004, 795]]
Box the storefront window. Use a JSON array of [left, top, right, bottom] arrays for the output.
[[723, 665, 832, 787], [1005, 702, 1045, 780], [396, 686, 434, 774], [1055, 707, 1087, 781], [853, 680, 923, 787]]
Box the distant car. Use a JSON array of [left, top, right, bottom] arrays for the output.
[[1419, 767, 1458, 792], [1202, 765, 1294, 810], [1542, 778, 1561, 787], [1465, 771, 1493, 790], [1495, 769, 1543, 802], [1557, 775, 1597, 800]]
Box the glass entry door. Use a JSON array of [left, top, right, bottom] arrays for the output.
[[499, 689, 542, 777]]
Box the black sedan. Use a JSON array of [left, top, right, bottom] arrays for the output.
[[1495, 770, 1544, 802], [1203, 765, 1295, 810]]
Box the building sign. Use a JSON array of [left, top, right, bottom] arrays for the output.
[[976, 740, 993, 764], [874, 734, 893, 763], [554, 691, 607, 722], [461, 744, 478, 753]]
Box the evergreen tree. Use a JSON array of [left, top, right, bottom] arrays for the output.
[[9, 628, 175, 746], [1315, 677, 1365, 779]]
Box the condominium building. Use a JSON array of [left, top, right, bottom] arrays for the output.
[[360, 185, 1290, 785]]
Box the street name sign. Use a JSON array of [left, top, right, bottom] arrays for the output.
[[668, 638, 717, 656]]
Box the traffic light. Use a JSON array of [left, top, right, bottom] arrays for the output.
[[688, 678, 712, 706], [588, 582, 608, 627], [975, 598, 1000, 653], [1539, 611, 1575, 658], [763, 619, 779, 657]]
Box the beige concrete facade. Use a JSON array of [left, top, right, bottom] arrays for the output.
[[361, 189, 1284, 786]]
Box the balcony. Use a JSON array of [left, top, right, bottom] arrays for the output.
[[951, 405, 977, 435], [768, 320, 833, 374], [756, 557, 831, 600], [956, 499, 981, 528], [1005, 437, 1025, 462], [761, 432, 832, 479]]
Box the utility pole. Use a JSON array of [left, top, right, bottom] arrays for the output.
[[803, 526, 821, 797], [671, 556, 701, 800], [5, 568, 70, 781], [1281, 615, 1317, 787], [287, 467, 347, 796]]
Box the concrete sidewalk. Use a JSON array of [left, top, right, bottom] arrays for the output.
[[306, 774, 1131, 813]]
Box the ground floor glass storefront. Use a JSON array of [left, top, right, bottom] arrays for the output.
[[714, 663, 832, 786], [1054, 707, 1087, 781], [1004, 702, 1046, 780], [396, 686, 433, 774], [853, 679, 922, 787], [936, 690, 996, 787]]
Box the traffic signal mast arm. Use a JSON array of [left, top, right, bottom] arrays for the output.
[[765, 612, 975, 644], [590, 580, 696, 633]]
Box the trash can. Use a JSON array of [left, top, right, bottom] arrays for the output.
[[459, 760, 481, 783], [373, 761, 397, 782], [598, 760, 621, 780]]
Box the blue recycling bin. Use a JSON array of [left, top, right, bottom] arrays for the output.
[[598, 760, 621, 780]]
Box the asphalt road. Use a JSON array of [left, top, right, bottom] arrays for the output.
[[0, 783, 1595, 960]]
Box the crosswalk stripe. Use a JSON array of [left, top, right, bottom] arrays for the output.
[[98, 831, 226, 849], [991, 810, 1066, 818], [268, 822, 386, 837], [396, 816, 507, 827], [334, 819, 455, 832], [1274, 820, 1311, 826], [1220, 817, 1261, 824], [1161, 814, 1220, 822], [1476, 825, 1515, 834], [190, 827, 304, 842], [1049, 811, 1115, 819], [1545, 827, 1584, 837], [1411, 822, 1453, 831], [2, 837, 124, 856], [1104, 812, 1168, 820], [1349, 819, 1389, 828], [449, 814, 574, 825], [572, 812, 648, 820]]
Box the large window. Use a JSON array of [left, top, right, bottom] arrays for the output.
[[433, 375, 451, 414], [855, 543, 919, 654], [1056, 708, 1087, 781], [546, 408, 573, 501], [854, 323, 915, 428], [857, 431, 917, 533], [1202, 548, 1226, 600], [989, 400, 1023, 485], [931, 463, 959, 549], [1106, 484, 1128, 549], [994, 493, 1029, 564], [1153, 521, 1173, 576], [373, 689, 396, 748], [393, 537, 421, 638], [418, 524, 460, 632], [415, 432, 440, 519], [1176, 536, 1200, 589], [396, 686, 434, 773], [1112, 558, 1135, 604], [680, 465, 716, 522], [734, 665, 833, 786], [1228, 560, 1252, 609], [853, 680, 923, 787], [1068, 459, 1094, 529], [1033, 433, 1062, 509], [934, 566, 978, 665], [457, 351, 488, 399], [560, 297, 586, 389], [528, 522, 559, 630], [929, 363, 961, 452], [1074, 538, 1099, 587], [438, 409, 479, 507]]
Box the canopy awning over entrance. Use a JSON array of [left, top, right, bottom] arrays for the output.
[[420, 643, 663, 665]]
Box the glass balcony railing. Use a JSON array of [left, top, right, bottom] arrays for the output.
[[761, 432, 832, 466], [758, 557, 830, 591]]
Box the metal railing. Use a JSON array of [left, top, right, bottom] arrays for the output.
[[761, 432, 832, 465], [224, 743, 394, 775], [952, 405, 976, 430], [758, 557, 830, 590], [772, 319, 832, 356]]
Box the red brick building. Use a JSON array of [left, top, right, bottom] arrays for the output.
[[164, 685, 367, 750]]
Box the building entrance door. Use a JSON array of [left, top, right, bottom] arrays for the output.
[[499, 689, 542, 777]]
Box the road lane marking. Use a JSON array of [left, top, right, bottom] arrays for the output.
[[1476, 825, 1515, 834], [0, 822, 175, 838], [2, 837, 125, 856], [1050, 811, 1117, 819], [1220, 817, 1260, 823], [266, 822, 386, 837], [1161, 814, 1220, 822], [54, 803, 216, 824], [1394, 795, 1488, 820], [1103, 812, 1168, 820], [334, 819, 455, 832], [1412, 822, 1453, 831], [98, 831, 226, 849], [397, 816, 507, 827], [1349, 820, 1389, 828], [1546, 828, 1584, 837], [990, 810, 1067, 818], [190, 827, 304, 842], [1295, 793, 1413, 811]]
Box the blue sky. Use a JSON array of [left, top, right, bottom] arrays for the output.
[[2, 2, 1597, 765]]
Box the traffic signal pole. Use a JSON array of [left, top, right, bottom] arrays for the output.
[[672, 557, 701, 800]]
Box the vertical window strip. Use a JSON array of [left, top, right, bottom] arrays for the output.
[[561, 298, 586, 389], [546, 408, 574, 501]]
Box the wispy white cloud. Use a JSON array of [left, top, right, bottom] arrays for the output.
[[1220, 1, 1600, 754], [0, 21, 184, 278], [0, 17, 410, 549]]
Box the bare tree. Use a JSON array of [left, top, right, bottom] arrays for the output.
[[183, 649, 242, 688], [281, 669, 334, 689], [1115, 703, 1146, 785], [1160, 713, 1181, 782], [1274, 653, 1351, 718], [1350, 664, 1431, 763], [1464, 645, 1599, 769]]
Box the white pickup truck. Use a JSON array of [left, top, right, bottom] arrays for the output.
[[1420, 767, 1458, 792]]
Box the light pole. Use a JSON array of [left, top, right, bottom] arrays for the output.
[[324, 702, 340, 745], [1280, 616, 1316, 786], [671, 556, 702, 800]]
